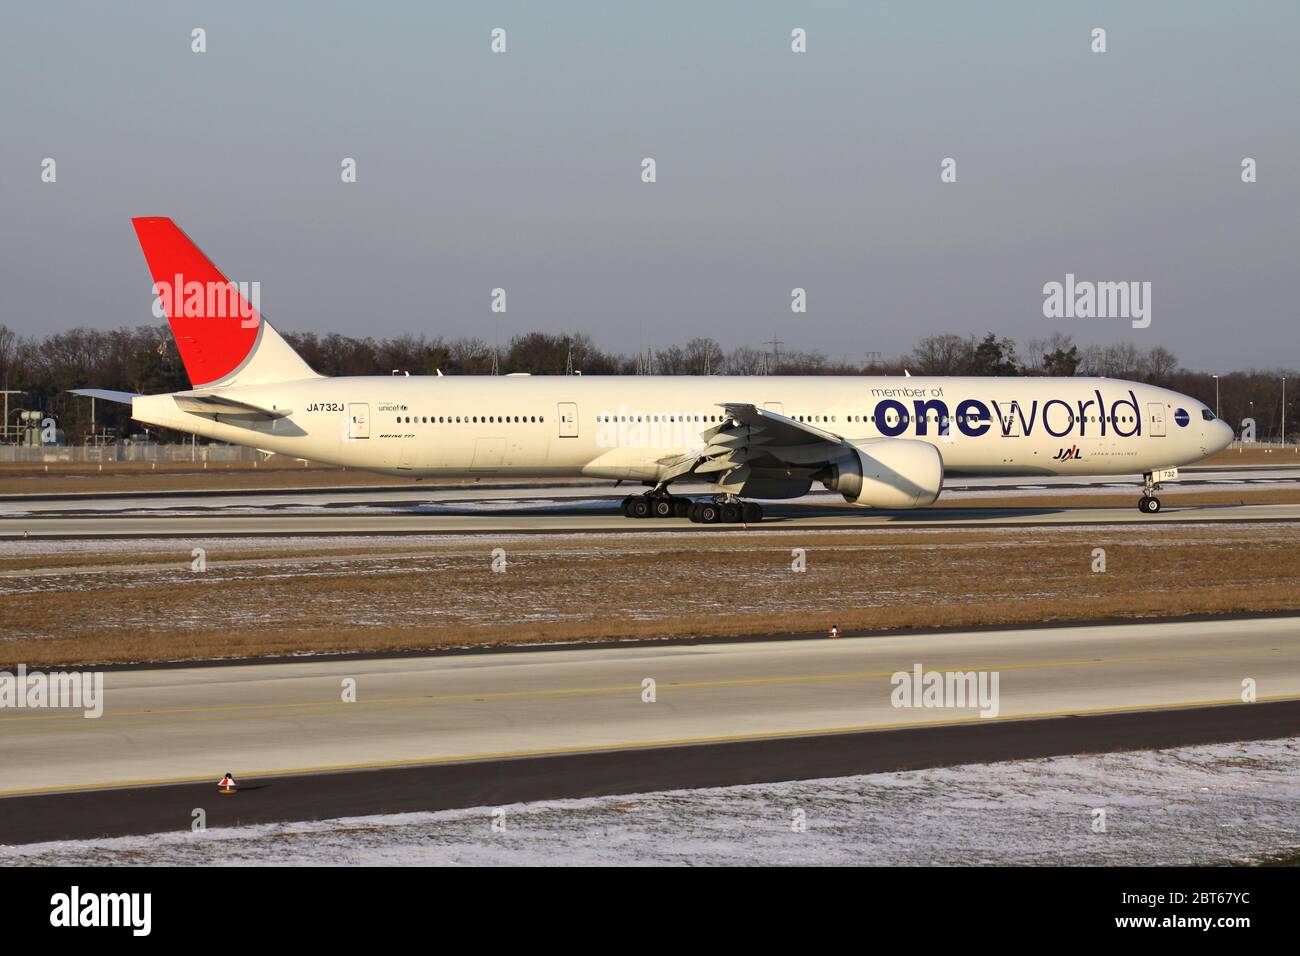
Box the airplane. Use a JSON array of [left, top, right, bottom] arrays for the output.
[[74, 218, 1235, 523]]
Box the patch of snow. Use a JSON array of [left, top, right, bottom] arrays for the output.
[[3, 738, 1296, 866]]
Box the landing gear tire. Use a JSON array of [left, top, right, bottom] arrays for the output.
[[692, 501, 720, 524], [620, 496, 635, 518], [741, 502, 764, 523], [1139, 495, 1162, 514], [651, 497, 675, 519], [673, 497, 691, 518], [628, 497, 652, 519], [721, 503, 742, 523]]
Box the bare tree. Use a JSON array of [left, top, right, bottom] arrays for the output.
[[1022, 332, 1076, 375], [1079, 342, 1142, 378], [683, 337, 723, 375], [1142, 346, 1179, 384], [655, 345, 687, 375], [725, 346, 765, 375], [0, 324, 16, 389], [907, 334, 974, 375]]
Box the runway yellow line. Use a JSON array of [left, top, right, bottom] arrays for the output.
[[0, 643, 1290, 733], [1, 693, 1296, 798]]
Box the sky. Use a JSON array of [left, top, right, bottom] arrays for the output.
[[1, 1, 1296, 371]]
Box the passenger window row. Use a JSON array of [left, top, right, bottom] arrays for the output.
[[396, 415, 545, 424], [393, 410, 1140, 428], [596, 414, 726, 423]]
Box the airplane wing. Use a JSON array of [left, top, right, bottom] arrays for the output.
[[171, 392, 292, 420], [659, 402, 850, 493]]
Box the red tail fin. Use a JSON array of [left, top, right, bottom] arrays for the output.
[[132, 217, 262, 387], [132, 217, 317, 388]]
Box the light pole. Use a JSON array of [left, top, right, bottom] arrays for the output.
[[72, 392, 97, 443], [1, 390, 23, 444], [1283, 376, 1287, 446], [1211, 374, 1220, 419]]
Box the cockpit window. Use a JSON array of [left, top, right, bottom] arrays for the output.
[[1201, 409, 1215, 421]]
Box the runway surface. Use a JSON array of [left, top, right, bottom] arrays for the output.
[[2, 468, 1296, 537], [3, 616, 1297, 843], [4, 700, 1297, 845], [4, 467, 1299, 511], [2, 615, 1297, 835], [3, 464, 1298, 507], [3, 501, 1299, 538]]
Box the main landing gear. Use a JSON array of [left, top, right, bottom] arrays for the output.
[[620, 492, 764, 524], [620, 492, 690, 519], [1138, 472, 1162, 514], [688, 498, 764, 524]]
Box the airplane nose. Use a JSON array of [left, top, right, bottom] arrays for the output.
[[1214, 420, 1234, 452]]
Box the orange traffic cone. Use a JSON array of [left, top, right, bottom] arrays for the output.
[[217, 772, 239, 794]]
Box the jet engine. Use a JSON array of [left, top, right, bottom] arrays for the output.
[[818, 439, 943, 508]]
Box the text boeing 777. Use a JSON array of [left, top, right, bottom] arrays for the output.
[[75, 218, 1235, 522]]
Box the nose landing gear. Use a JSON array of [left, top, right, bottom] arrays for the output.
[[1138, 472, 1163, 514]]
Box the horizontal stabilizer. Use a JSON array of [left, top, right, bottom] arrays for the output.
[[172, 393, 291, 419], [69, 389, 140, 405]]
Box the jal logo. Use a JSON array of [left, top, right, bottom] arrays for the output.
[[1053, 445, 1084, 461]]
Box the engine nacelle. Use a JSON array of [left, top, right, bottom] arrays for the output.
[[821, 439, 943, 508]]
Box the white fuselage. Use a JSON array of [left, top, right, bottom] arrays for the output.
[[131, 374, 1233, 488]]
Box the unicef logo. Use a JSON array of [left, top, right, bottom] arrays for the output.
[[1174, 408, 1190, 427]]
